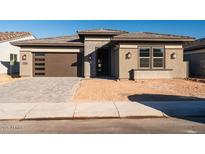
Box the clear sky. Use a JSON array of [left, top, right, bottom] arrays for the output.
[[0, 20, 205, 39]]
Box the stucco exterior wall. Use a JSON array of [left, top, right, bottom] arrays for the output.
[[134, 70, 172, 79], [84, 37, 111, 77], [118, 43, 188, 79], [184, 49, 205, 76], [20, 51, 33, 77], [119, 47, 138, 79], [16, 36, 189, 79], [165, 48, 188, 78], [0, 35, 35, 74]]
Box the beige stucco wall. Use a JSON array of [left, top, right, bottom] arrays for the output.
[[165, 48, 188, 78], [119, 48, 138, 79], [118, 43, 188, 79], [84, 37, 111, 77], [20, 51, 33, 77], [18, 40, 188, 79], [134, 70, 172, 79]]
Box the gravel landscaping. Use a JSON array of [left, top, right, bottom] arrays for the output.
[[73, 79, 205, 101], [0, 74, 22, 85]]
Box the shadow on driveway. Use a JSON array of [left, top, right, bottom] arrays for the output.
[[128, 94, 205, 124]]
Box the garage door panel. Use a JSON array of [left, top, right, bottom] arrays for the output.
[[33, 52, 82, 77], [45, 53, 77, 77]]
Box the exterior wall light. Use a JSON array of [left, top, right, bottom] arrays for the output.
[[171, 52, 177, 59], [126, 52, 132, 59], [22, 54, 27, 60]]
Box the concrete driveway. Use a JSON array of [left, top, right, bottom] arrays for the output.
[[0, 77, 80, 103]]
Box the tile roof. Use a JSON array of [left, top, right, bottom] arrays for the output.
[[0, 32, 32, 43], [77, 28, 128, 35], [11, 30, 195, 47], [113, 32, 195, 41], [184, 38, 205, 51], [11, 35, 84, 47]]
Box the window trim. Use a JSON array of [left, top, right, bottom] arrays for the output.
[[138, 46, 165, 69], [138, 47, 151, 69], [152, 47, 165, 69]]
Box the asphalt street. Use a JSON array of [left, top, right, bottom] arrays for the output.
[[0, 117, 205, 133]]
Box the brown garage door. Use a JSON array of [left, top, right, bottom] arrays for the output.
[[33, 52, 82, 77]]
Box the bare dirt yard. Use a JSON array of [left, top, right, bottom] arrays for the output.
[[0, 74, 21, 85], [73, 79, 205, 102]]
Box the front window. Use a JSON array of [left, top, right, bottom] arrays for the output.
[[10, 53, 17, 65], [153, 48, 164, 68], [139, 47, 165, 69], [139, 48, 150, 68]]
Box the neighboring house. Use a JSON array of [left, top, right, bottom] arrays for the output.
[[12, 29, 194, 79], [0, 32, 35, 75], [184, 38, 205, 76]]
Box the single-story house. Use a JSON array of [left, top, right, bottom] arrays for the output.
[[12, 29, 194, 79], [0, 32, 35, 74], [184, 38, 205, 76]]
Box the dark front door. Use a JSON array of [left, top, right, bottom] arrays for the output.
[[97, 49, 109, 76]]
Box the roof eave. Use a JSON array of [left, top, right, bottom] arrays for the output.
[[185, 45, 205, 51], [112, 38, 195, 42], [11, 42, 84, 47]]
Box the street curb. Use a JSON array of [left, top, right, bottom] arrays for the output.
[[3, 115, 205, 121], [2, 113, 205, 121], [0, 115, 167, 121]]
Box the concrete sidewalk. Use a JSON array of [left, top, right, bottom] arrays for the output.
[[0, 101, 165, 120], [0, 101, 205, 120]]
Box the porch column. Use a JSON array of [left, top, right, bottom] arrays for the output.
[[84, 47, 97, 78]]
